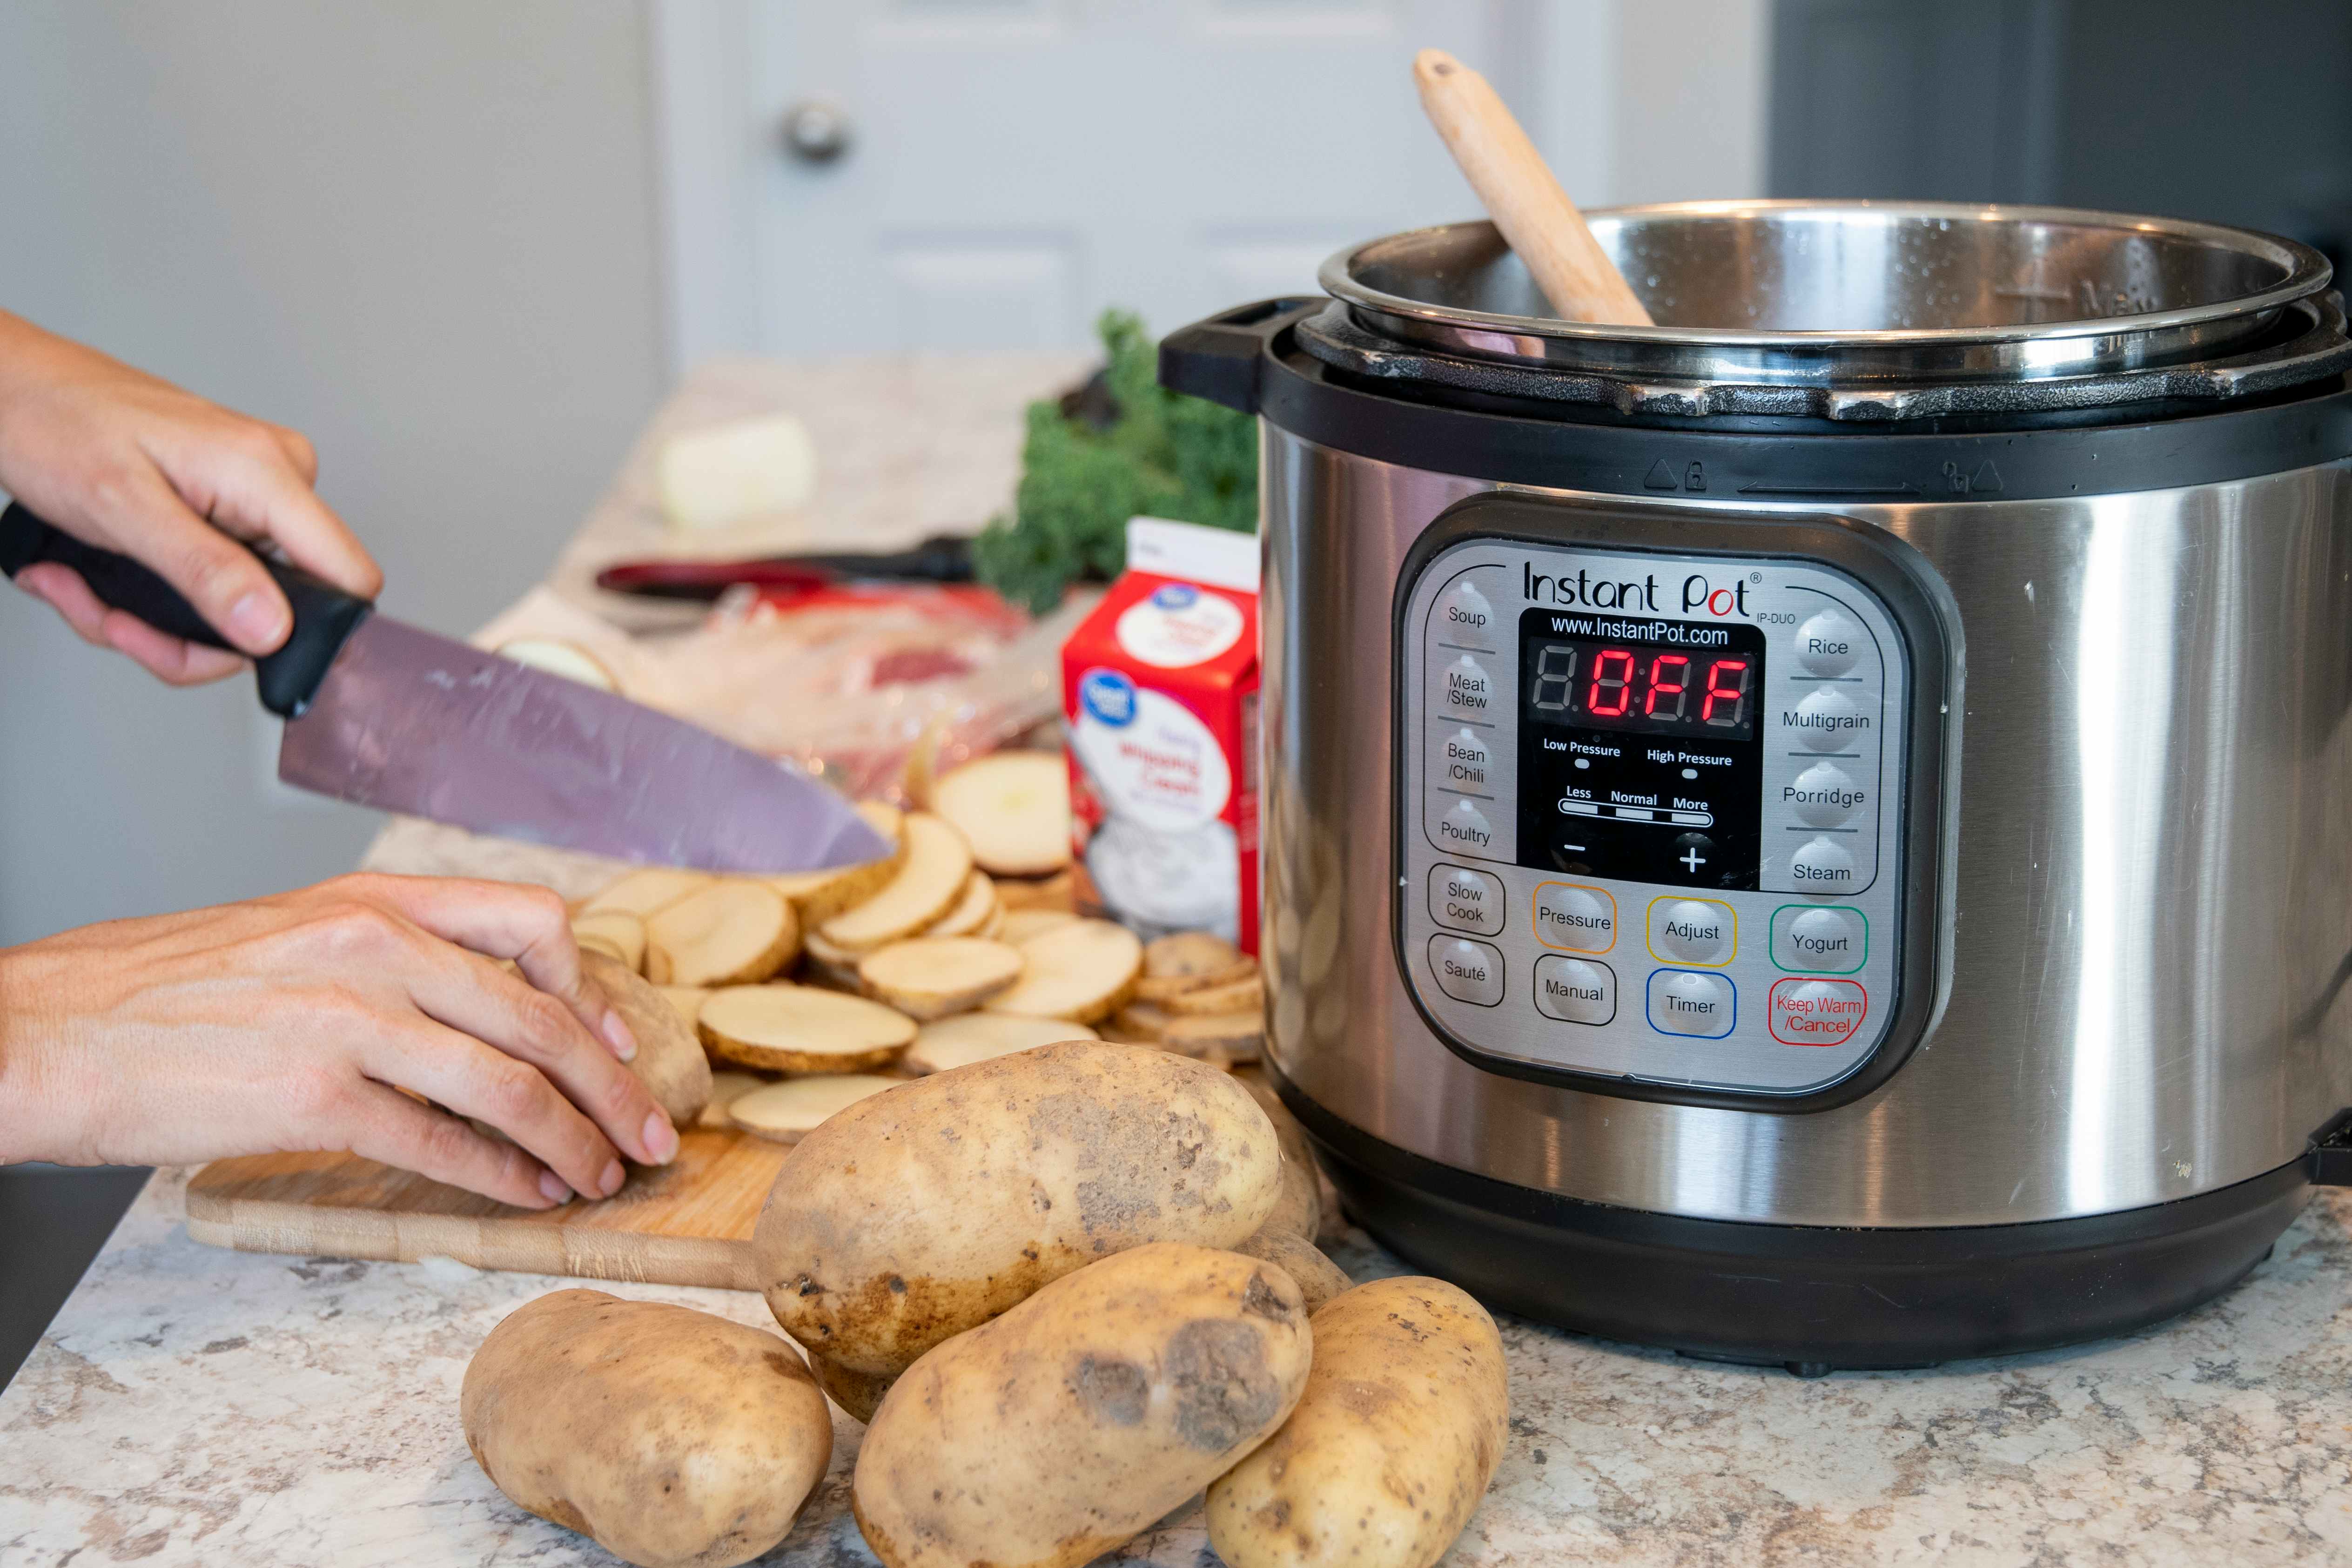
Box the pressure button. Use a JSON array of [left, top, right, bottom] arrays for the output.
[[1428, 935, 1505, 1007], [1428, 864, 1505, 936], [1533, 882, 1616, 953], [1648, 969, 1735, 1038], [1648, 897, 1735, 965]]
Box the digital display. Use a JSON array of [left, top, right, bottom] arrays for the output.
[[1523, 639, 1757, 740]]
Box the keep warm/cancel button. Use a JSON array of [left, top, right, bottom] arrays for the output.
[[1768, 978, 1868, 1046]]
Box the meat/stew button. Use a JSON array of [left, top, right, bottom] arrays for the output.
[[1427, 935, 1505, 1007], [1768, 977, 1868, 1046]]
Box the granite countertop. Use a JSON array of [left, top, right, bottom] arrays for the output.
[[9, 354, 2352, 1567]]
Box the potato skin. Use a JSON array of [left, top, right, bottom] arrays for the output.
[[1232, 1227, 1351, 1312], [754, 1042, 1283, 1378], [1205, 1277, 1509, 1568], [1233, 1068, 1320, 1241], [585, 949, 714, 1132], [853, 1244, 1312, 1568], [461, 1290, 832, 1568]]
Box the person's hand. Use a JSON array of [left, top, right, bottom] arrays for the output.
[[0, 874, 678, 1209], [0, 310, 381, 685]]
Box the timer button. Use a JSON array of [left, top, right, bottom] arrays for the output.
[[1786, 686, 1871, 752], [1432, 726, 1495, 793], [1435, 654, 1498, 721], [1428, 935, 1505, 1007], [1434, 580, 1499, 647], [1533, 882, 1617, 953], [1793, 609, 1864, 676], [1647, 969, 1736, 1038], [1648, 897, 1736, 966], [1786, 835, 1860, 890], [1534, 956, 1616, 1026], [1433, 798, 1498, 857], [1428, 864, 1505, 936], [1771, 905, 1866, 974], [1785, 760, 1865, 827]]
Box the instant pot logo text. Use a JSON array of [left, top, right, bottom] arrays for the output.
[[1522, 564, 1749, 617]]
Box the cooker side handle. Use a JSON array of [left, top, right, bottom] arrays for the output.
[[1158, 297, 1320, 414]]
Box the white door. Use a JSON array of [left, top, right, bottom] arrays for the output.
[[655, 0, 1620, 361]]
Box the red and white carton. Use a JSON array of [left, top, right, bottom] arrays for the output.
[[1063, 518, 1260, 953]]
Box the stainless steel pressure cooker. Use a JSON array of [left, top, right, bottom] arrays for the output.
[[1162, 202, 2352, 1372]]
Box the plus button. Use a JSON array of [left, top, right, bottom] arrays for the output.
[[1679, 846, 1707, 873]]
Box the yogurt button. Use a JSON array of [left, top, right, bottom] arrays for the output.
[[1786, 760, 1865, 828], [1786, 686, 1871, 752], [1788, 835, 1860, 889], [1428, 935, 1505, 1007], [1793, 609, 1864, 676], [1648, 969, 1736, 1038], [1534, 956, 1616, 1025], [1772, 905, 1866, 973], [1650, 897, 1735, 965]]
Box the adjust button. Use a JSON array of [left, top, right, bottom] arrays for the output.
[[1533, 882, 1617, 953], [1785, 686, 1872, 753], [1433, 726, 1494, 794], [1648, 969, 1736, 1038], [1784, 760, 1865, 828], [1428, 935, 1505, 1007], [1435, 654, 1499, 721], [1428, 864, 1505, 936], [1648, 897, 1736, 966], [1534, 956, 1616, 1025], [1433, 797, 1498, 857], [1793, 609, 1865, 677]]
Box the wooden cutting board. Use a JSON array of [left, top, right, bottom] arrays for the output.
[[185, 1126, 789, 1291]]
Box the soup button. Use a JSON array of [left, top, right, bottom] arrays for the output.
[[1428, 935, 1505, 1007], [1768, 978, 1868, 1046]]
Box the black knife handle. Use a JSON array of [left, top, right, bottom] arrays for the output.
[[0, 500, 374, 717]]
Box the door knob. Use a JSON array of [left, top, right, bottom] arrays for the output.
[[781, 99, 853, 165]]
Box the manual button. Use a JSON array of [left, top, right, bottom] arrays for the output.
[[1534, 956, 1615, 1025], [1428, 864, 1505, 936], [1648, 969, 1735, 1038], [1435, 654, 1498, 720], [1428, 935, 1505, 1007], [1648, 896, 1736, 965]]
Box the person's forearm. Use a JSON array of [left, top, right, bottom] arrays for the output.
[[0, 940, 98, 1165]]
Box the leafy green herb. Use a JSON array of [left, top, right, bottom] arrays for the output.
[[972, 309, 1256, 614]]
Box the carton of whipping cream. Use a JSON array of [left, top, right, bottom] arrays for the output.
[[1063, 517, 1260, 953]]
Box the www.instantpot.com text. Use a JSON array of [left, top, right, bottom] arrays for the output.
[[1542, 613, 1736, 647]]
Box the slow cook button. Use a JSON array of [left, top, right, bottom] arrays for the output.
[[1768, 977, 1869, 1046], [1534, 956, 1615, 1026], [1427, 863, 1505, 936], [1788, 835, 1861, 890], [1436, 654, 1498, 720], [1793, 609, 1865, 677], [1785, 760, 1865, 828], [1771, 905, 1867, 973], [1434, 726, 1494, 792], [1647, 969, 1735, 1038], [1533, 881, 1617, 953], [1647, 896, 1736, 965], [1435, 579, 1498, 646], [1434, 797, 1498, 856], [1784, 686, 1872, 753], [1428, 935, 1505, 1007]]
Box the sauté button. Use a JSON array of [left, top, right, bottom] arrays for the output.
[[1785, 760, 1865, 827], [1435, 579, 1498, 645], [1436, 654, 1498, 720], [1434, 726, 1494, 791], [1428, 935, 1505, 1007], [1648, 969, 1735, 1038], [1648, 897, 1736, 965], [1768, 977, 1868, 1046], [1771, 905, 1866, 973], [1793, 609, 1863, 676], [1534, 956, 1616, 1025], [1787, 835, 1860, 888], [1533, 882, 1617, 952], [1434, 798, 1497, 855], [1428, 864, 1505, 936], [1785, 686, 1870, 752]]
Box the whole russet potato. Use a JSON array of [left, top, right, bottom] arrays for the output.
[[1232, 1226, 1351, 1312], [460, 1290, 832, 1568], [1206, 1276, 1510, 1568], [853, 1243, 1312, 1568], [753, 1041, 1283, 1379], [584, 948, 713, 1131]]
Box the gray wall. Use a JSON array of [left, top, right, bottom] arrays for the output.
[[0, 2, 666, 944]]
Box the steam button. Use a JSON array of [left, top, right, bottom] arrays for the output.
[[1428, 935, 1505, 1007], [1787, 835, 1860, 889], [1648, 969, 1736, 1038], [1793, 609, 1864, 677]]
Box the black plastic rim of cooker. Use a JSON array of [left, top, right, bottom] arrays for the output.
[[1161, 299, 2352, 503]]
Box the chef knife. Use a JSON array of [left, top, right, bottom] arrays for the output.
[[0, 502, 891, 874]]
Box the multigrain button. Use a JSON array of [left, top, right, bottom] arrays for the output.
[[1648, 969, 1735, 1038], [1435, 579, 1499, 645], [1788, 835, 1860, 889], [1785, 686, 1870, 752], [1532, 882, 1617, 952], [1534, 956, 1616, 1025], [1428, 935, 1505, 1007], [1648, 897, 1735, 965], [1771, 905, 1866, 973], [1793, 609, 1863, 676], [1434, 797, 1497, 855], [1434, 726, 1494, 792], [1436, 654, 1498, 720], [1428, 864, 1505, 936], [1785, 760, 1865, 827]]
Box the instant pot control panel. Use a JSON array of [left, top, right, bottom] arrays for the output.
[[1393, 496, 1954, 1109]]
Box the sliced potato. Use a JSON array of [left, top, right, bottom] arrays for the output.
[[903, 1012, 1099, 1076], [818, 812, 973, 953], [994, 868, 1076, 914], [768, 801, 907, 924], [581, 867, 713, 921], [929, 751, 1070, 877], [645, 881, 798, 986], [1162, 1009, 1264, 1064], [999, 908, 1078, 944], [797, 929, 864, 991], [698, 1070, 773, 1130], [729, 1074, 900, 1143], [655, 985, 709, 1030], [1142, 930, 1243, 980], [1162, 973, 1264, 1018], [922, 870, 998, 937], [495, 636, 618, 693], [570, 910, 646, 973], [983, 918, 1142, 1023], [699, 983, 918, 1074], [856, 936, 1024, 1020]]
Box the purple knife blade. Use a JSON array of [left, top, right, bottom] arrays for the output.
[[278, 616, 890, 873]]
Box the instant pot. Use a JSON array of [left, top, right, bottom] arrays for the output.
[[1163, 202, 2352, 1372]]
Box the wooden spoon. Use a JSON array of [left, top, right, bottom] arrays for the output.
[[1413, 47, 1654, 327]]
